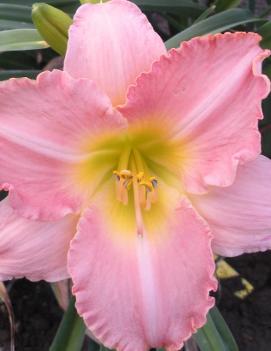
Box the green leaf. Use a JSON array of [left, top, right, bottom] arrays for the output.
[[0, 4, 34, 29], [80, 0, 205, 18], [0, 29, 48, 52], [194, 5, 216, 24], [86, 338, 100, 351], [0, 4, 32, 22], [209, 307, 239, 351], [248, 0, 255, 14], [0, 0, 76, 5], [184, 338, 199, 351], [48, 1, 79, 13], [49, 296, 86, 351], [215, 0, 241, 12], [193, 307, 239, 351], [194, 314, 227, 351], [0, 69, 40, 80], [35, 1, 78, 13], [133, 0, 205, 16], [0, 20, 33, 30], [258, 21, 271, 48], [165, 9, 262, 49], [0, 1, 78, 14], [32, 3, 72, 55], [0, 0, 35, 3]]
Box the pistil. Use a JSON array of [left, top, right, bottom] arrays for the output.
[[132, 168, 145, 237]]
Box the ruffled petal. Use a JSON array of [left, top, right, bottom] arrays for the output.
[[0, 198, 78, 282], [191, 156, 271, 257], [68, 200, 216, 351], [119, 32, 270, 193], [64, 0, 166, 106], [0, 69, 125, 220]]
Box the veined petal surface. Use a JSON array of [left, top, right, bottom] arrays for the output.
[[119, 32, 270, 193], [0, 70, 125, 220], [0, 198, 77, 282], [68, 200, 216, 351], [191, 156, 271, 257], [64, 0, 166, 106]]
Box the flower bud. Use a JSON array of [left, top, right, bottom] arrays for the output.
[[32, 3, 72, 56]]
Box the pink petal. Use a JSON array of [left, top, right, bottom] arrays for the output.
[[0, 69, 125, 220], [190, 155, 271, 257], [119, 32, 270, 193], [68, 200, 216, 350], [0, 198, 78, 282], [64, 0, 166, 106]]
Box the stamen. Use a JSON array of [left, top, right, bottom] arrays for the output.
[[113, 169, 133, 205], [139, 179, 158, 210], [113, 169, 158, 210], [132, 171, 144, 237]]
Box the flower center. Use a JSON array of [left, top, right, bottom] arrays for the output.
[[73, 123, 186, 237]]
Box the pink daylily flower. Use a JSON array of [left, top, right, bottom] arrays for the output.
[[0, 0, 271, 349]]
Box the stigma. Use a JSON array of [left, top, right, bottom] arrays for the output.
[[113, 169, 158, 210]]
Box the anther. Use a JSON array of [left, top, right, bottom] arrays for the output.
[[113, 169, 133, 205], [150, 177, 158, 189], [139, 178, 158, 210], [119, 170, 133, 178]]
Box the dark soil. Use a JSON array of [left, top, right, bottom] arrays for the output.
[[0, 252, 271, 351], [0, 280, 62, 351], [218, 251, 271, 351]]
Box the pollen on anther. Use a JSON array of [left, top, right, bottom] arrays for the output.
[[113, 169, 158, 209]]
